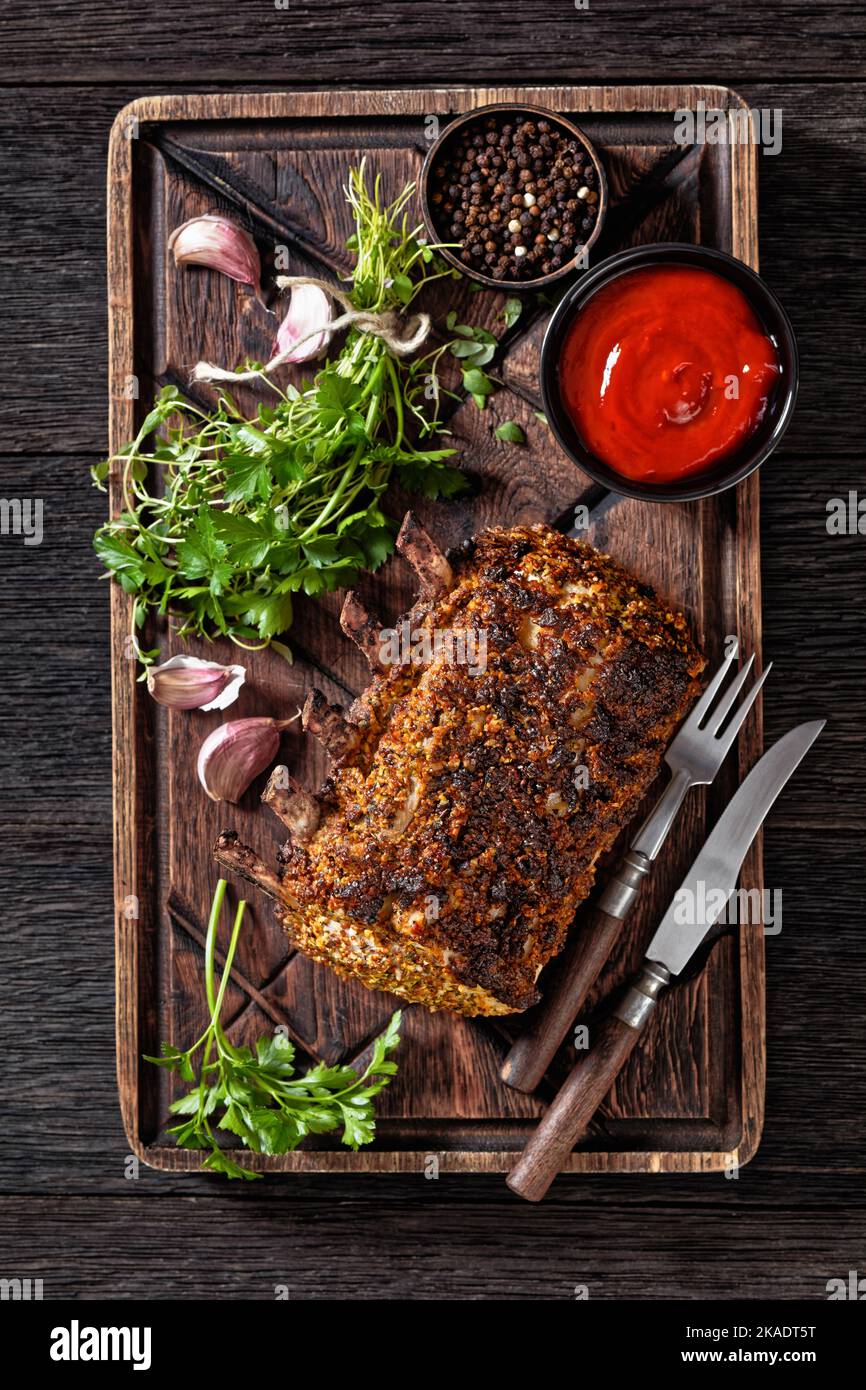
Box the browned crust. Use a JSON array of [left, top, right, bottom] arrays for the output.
[[219, 524, 704, 1015]]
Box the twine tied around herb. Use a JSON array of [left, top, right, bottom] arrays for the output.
[[192, 275, 431, 387]]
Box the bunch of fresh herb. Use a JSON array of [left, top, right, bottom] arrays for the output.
[[147, 879, 402, 1179], [92, 164, 466, 660]]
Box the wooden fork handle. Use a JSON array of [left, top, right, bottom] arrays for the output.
[[500, 905, 625, 1093], [506, 961, 670, 1203], [501, 850, 653, 1095]]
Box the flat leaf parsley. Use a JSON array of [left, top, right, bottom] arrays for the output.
[[146, 879, 402, 1179]]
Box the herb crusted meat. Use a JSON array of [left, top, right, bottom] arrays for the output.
[[216, 518, 704, 1016]]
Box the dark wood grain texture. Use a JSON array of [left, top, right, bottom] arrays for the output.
[[4, 1185, 866, 1300], [2, 1, 866, 83], [1, 2, 864, 1301]]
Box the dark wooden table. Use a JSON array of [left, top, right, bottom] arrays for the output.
[[1, 1, 864, 1300]]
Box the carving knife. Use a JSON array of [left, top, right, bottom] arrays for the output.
[[506, 718, 825, 1202]]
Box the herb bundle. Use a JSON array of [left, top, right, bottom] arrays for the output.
[[147, 879, 402, 1179], [92, 165, 466, 657]]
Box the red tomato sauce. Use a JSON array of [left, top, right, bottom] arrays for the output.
[[558, 265, 781, 483]]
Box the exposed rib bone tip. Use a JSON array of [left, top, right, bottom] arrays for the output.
[[262, 766, 321, 842], [396, 511, 453, 596], [302, 687, 329, 729], [340, 590, 388, 672], [302, 688, 361, 759], [212, 831, 283, 900]]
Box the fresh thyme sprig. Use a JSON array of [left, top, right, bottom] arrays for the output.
[[146, 879, 402, 1180], [92, 163, 466, 659]]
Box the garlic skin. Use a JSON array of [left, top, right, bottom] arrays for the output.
[[271, 284, 333, 364], [146, 656, 246, 711], [197, 717, 296, 803], [168, 215, 262, 299]]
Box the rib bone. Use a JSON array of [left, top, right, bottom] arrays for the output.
[[302, 688, 360, 760], [262, 766, 321, 842], [340, 591, 388, 673], [213, 831, 283, 900], [396, 511, 453, 596]]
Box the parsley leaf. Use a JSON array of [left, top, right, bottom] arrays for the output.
[[494, 420, 526, 444], [502, 297, 523, 328], [221, 452, 274, 504], [175, 507, 234, 596]]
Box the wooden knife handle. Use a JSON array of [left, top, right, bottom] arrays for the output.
[[500, 906, 625, 1093], [506, 961, 671, 1203], [506, 1015, 641, 1202]]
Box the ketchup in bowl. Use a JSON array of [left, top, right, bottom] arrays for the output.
[[558, 265, 781, 484]]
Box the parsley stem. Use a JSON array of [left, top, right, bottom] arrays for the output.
[[203, 880, 247, 1060], [385, 355, 404, 449]]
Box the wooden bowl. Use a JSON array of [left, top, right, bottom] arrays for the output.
[[420, 102, 608, 291]]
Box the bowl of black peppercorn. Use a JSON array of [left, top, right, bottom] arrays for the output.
[[420, 103, 607, 290]]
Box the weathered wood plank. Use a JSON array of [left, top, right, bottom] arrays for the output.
[[2, 1, 865, 82], [2, 1193, 864, 1300]]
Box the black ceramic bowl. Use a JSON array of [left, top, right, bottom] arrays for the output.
[[540, 243, 799, 502], [420, 102, 607, 291]]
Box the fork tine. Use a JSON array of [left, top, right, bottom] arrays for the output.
[[705, 653, 756, 734], [680, 641, 740, 731], [713, 662, 773, 753]]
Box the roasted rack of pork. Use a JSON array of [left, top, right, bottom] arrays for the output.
[[216, 514, 703, 1016]]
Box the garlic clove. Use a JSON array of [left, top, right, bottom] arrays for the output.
[[271, 284, 333, 364], [146, 656, 247, 711], [197, 716, 298, 803], [168, 215, 263, 299]]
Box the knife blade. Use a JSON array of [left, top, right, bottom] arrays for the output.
[[506, 717, 825, 1202], [645, 718, 825, 976]]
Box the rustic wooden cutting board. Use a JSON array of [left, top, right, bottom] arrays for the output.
[[108, 85, 764, 1174]]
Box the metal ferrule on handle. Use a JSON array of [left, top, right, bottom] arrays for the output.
[[595, 848, 651, 919], [613, 959, 672, 1029], [596, 768, 692, 918], [506, 957, 674, 1203]]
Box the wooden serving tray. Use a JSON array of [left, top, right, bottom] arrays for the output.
[[108, 85, 764, 1175]]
